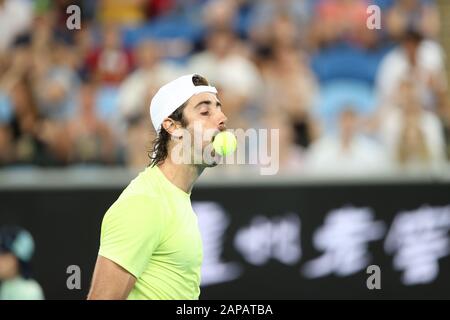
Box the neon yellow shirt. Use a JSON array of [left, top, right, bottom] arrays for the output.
[[98, 165, 203, 300]]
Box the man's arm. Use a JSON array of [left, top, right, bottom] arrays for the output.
[[87, 255, 136, 300]]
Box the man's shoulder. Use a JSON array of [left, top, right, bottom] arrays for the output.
[[119, 167, 162, 199], [104, 171, 162, 216], [102, 192, 166, 232]]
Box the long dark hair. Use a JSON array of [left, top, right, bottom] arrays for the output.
[[148, 74, 210, 167]]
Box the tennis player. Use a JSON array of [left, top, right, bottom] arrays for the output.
[[88, 74, 227, 300]]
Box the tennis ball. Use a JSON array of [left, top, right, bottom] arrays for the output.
[[213, 131, 237, 156]]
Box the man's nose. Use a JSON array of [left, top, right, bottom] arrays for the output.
[[217, 111, 228, 131]]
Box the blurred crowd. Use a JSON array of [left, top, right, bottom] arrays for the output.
[[0, 0, 449, 175]]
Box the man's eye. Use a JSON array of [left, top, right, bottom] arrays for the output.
[[201, 111, 209, 116]]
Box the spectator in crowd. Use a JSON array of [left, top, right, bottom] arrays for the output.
[[261, 111, 305, 173], [260, 44, 319, 148], [0, 47, 72, 166], [85, 24, 133, 86], [202, 0, 239, 32], [376, 28, 447, 112], [310, 0, 371, 49], [378, 79, 446, 172], [67, 82, 117, 165], [386, 0, 440, 40], [0, 226, 44, 300], [305, 106, 390, 175], [0, 0, 33, 52], [32, 42, 80, 121], [249, 5, 311, 52]]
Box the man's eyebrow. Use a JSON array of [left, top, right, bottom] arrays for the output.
[[194, 100, 222, 108]]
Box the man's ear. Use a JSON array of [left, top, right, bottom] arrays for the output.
[[162, 118, 182, 138]]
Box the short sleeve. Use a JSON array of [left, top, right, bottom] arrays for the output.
[[98, 195, 164, 278]]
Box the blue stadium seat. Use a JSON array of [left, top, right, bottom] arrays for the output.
[[122, 14, 203, 48], [311, 43, 388, 86]]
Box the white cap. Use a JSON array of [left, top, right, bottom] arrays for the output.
[[149, 74, 218, 133]]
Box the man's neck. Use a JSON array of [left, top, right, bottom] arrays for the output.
[[157, 159, 204, 194]]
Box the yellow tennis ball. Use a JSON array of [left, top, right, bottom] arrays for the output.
[[213, 131, 237, 156]]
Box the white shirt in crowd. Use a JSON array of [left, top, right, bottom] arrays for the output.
[[0, 0, 33, 51], [376, 40, 447, 110], [304, 135, 391, 176]]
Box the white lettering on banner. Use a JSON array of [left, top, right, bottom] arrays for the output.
[[234, 214, 301, 266], [302, 206, 386, 278], [193, 202, 242, 286], [384, 205, 450, 285]]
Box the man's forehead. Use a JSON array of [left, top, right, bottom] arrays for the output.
[[188, 92, 220, 106]]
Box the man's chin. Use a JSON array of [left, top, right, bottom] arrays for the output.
[[200, 159, 218, 168], [206, 161, 218, 168]]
